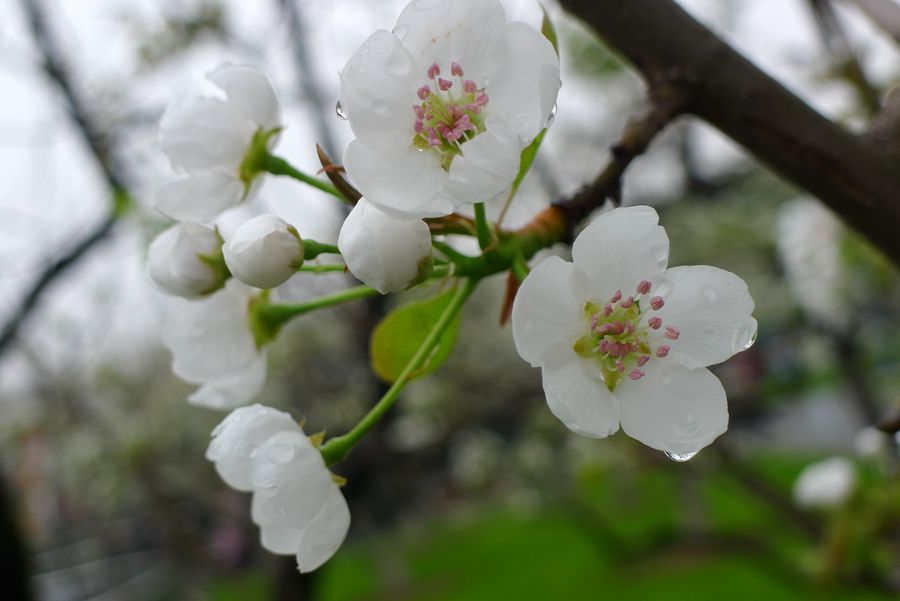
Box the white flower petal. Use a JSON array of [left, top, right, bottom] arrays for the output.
[[155, 172, 245, 222], [162, 280, 259, 382], [344, 139, 455, 217], [147, 222, 221, 298], [295, 486, 351, 573], [617, 364, 728, 455], [511, 255, 586, 367], [653, 265, 756, 368], [572, 205, 669, 301], [208, 63, 281, 130], [159, 97, 254, 173], [224, 214, 303, 289], [484, 22, 560, 144], [338, 199, 432, 293], [393, 0, 506, 81], [206, 404, 299, 492], [445, 118, 521, 205], [188, 355, 267, 410], [259, 523, 303, 555], [541, 344, 620, 438], [339, 30, 420, 145]]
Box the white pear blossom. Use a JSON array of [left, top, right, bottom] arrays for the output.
[[793, 457, 856, 509], [775, 198, 845, 328], [339, 0, 560, 217], [207, 404, 351, 572], [338, 198, 432, 293], [224, 214, 304, 289], [157, 64, 282, 221], [511, 206, 757, 455], [147, 222, 224, 298], [162, 279, 266, 409]]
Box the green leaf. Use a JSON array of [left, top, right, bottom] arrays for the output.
[[370, 288, 462, 383], [540, 4, 559, 56], [512, 128, 546, 195]]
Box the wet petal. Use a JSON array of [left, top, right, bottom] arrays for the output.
[[188, 355, 267, 410], [445, 117, 521, 205], [541, 343, 620, 438], [511, 256, 586, 367], [295, 486, 351, 573], [572, 206, 669, 301], [653, 265, 756, 368], [617, 364, 728, 455], [159, 96, 254, 172], [208, 63, 282, 130], [154, 171, 244, 222]]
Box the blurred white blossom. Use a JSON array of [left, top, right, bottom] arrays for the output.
[[793, 456, 856, 509], [157, 64, 282, 221], [147, 222, 224, 299]]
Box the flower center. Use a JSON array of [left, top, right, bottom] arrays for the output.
[[411, 61, 489, 171], [572, 280, 680, 392]]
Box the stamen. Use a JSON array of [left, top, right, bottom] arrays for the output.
[[656, 345, 670, 358], [604, 304, 613, 316], [417, 86, 431, 100], [427, 63, 440, 79], [637, 355, 650, 367], [648, 317, 662, 330], [664, 326, 680, 340], [451, 62, 464, 77], [637, 280, 651, 294], [650, 296, 665, 310], [620, 296, 634, 309], [463, 80, 477, 94], [437, 78, 453, 91], [615, 360, 625, 373], [629, 368, 645, 381], [610, 290, 622, 303]]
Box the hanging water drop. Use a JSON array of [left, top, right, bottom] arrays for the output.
[[547, 102, 558, 126], [665, 450, 698, 462], [335, 100, 347, 120]]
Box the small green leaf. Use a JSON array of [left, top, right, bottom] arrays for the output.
[[512, 128, 546, 194], [370, 288, 462, 383], [540, 5, 559, 56]]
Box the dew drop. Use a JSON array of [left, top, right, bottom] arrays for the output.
[[651, 243, 668, 269], [394, 24, 409, 39], [734, 319, 758, 352], [665, 450, 698, 462], [335, 100, 347, 120], [546, 102, 558, 126], [701, 286, 718, 303]]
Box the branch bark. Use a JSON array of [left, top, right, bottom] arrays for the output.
[[558, 0, 900, 266], [1, 0, 129, 358]]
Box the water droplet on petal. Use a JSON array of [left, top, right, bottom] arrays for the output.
[[665, 450, 698, 462], [701, 286, 718, 303], [335, 101, 347, 120], [734, 319, 758, 352], [651, 243, 668, 269], [547, 102, 558, 126], [394, 24, 409, 40]]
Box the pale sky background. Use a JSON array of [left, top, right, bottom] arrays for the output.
[[0, 0, 897, 404]]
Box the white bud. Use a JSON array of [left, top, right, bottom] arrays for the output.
[[793, 457, 856, 509], [223, 214, 304, 289], [147, 222, 222, 298], [337, 198, 431, 294]]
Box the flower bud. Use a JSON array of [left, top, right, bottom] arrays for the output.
[[337, 198, 432, 294], [148, 222, 225, 298], [223, 214, 304, 289]]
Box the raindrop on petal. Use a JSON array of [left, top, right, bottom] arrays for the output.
[[335, 101, 347, 120], [734, 319, 758, 352], [665, 450, 698, 462], [547, 102, 558, 126]]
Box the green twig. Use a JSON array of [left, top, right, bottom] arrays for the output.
[[473, 202, 494, 250], [320, 278, 479, 464], [261, 153, 343, 200]]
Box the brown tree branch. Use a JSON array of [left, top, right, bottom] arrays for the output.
[[558, 0, 900, 266], [1, 0, 129, 358]]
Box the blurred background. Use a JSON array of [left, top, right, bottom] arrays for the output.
[[1, 0, 898, 599]]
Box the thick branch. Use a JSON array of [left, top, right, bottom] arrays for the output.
[[559, 0, 900, 266], [1, 0, 128, 358]]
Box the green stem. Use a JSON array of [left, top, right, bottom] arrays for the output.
[[473, 202, 494, 250], [303, 240, 340, 260], [261, 154, 344, 200], [297, 263, 347, 274], [254, 285, 378, 339], [320, 278, 479, 465]]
